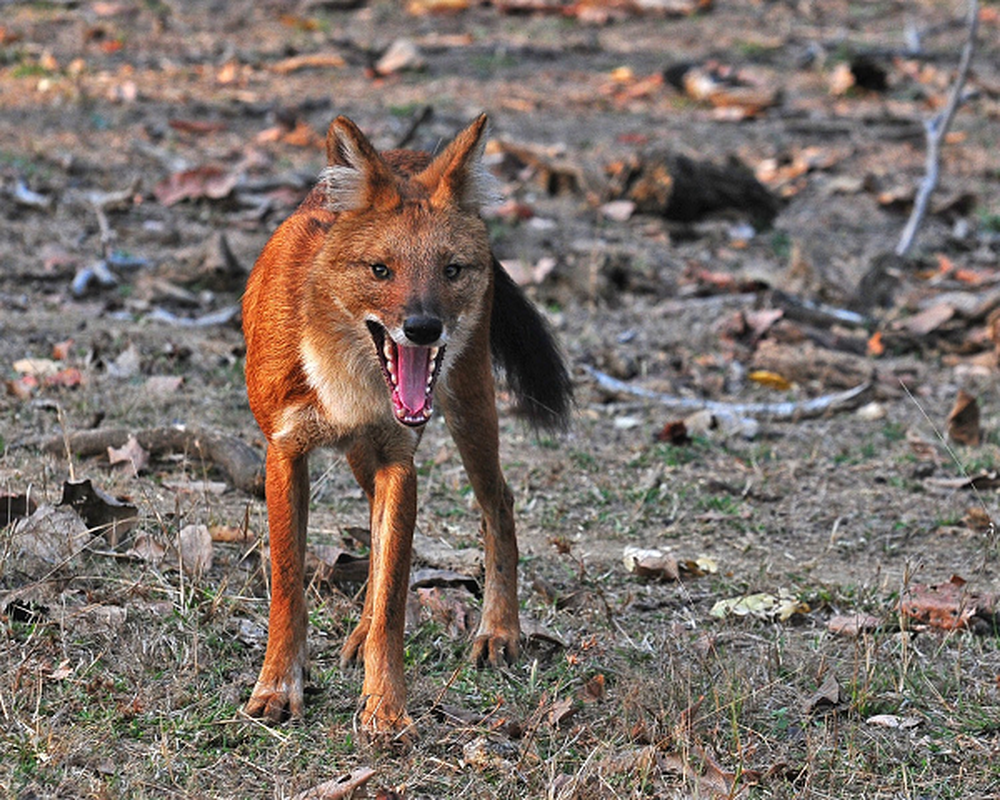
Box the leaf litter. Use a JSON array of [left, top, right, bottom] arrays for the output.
[[1, 0, 1000, 797]]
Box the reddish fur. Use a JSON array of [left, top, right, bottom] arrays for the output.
[[242, 115, 526, 738]]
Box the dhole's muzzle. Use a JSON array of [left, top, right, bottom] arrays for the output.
[[366, 318, 446, 427]]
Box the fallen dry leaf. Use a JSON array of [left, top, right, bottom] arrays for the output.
[[177, 523, 213, 578], [804, 672, 841, 714], [407, 0, 470, 12], [946, 389, 981, 446], [827, 613, 882, 637], [748, 369, 793, 391], [125, 533, 167, 565], [547, 695, 578, 728], [963, 506, 993, 533], [623, 545, 680, 581], [270, 52, 346, 75], [153, 166, 240, 206], [107, 434, 149, 477], [12, 504, 91, 565], [711, 589, 808, 622], [899, 576, 995, 631], [373, 38, 425, 76]]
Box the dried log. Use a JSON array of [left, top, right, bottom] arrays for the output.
[[607, 151, 780, 227], [44, 426, 264, 497], [584, 364, 872, 422]]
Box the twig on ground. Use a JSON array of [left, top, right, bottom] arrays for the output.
[[584, 365, 872, 422], [42, 426, 265, 496], [896, 0, 979, 258]]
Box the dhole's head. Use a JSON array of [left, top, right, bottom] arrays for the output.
[[306, 115, 499, 428]]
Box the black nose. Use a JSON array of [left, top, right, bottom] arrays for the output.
[[403, 315, 443, 346]]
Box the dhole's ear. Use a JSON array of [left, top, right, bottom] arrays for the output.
[[417, 114, 500, 212], [321, 116, 399, 212]]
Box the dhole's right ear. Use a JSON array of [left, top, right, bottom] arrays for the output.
[[321, 116, 399, 212]]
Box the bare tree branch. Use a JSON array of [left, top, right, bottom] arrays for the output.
[[896, 0, 979, 258]]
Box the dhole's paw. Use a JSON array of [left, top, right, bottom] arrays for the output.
[[471, 629, 521, 668], [245, 667, 306, 722], [357, 694, 416, 749], [340, 620, 370, 667]]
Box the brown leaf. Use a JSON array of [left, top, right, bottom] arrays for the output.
[[407, 0, 470, 12], [107, 434, 149, 477], [270, 52, 346, 75], [623, 546, 680, 581], [580, 673, 606, 703], [827, 613, 882, 637], [413, 586, 473, 638], [548, 696, 578, 728], [125, 533, 167, 565], [803, 672, 841, 714], [209, 524, 254, 543], [168, 119, 227, 135], [11, 505, 90, 565], [177, 524, 213, 578], [153, 166, 239, 206], [898, 577, 995, 631], [946, 389, 981, 446], [373, 39, 425, 76], [306, 545, 369, 585], [897, 303, 955, 337], [963, 506, 993, 533]]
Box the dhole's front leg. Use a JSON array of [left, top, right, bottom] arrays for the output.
[[246, 448, 310, 721], [444, 353, 520, 668], [342, 440, 418, 736]]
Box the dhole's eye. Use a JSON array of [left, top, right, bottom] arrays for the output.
[[371, 263, 391, 280], [444, 263, 463, 281]]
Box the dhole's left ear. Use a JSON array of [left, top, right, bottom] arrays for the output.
[[417, 114, 500, 212], [322, 116, 400, 212]]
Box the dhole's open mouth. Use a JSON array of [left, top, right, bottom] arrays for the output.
[[367, 321, 445, 427]]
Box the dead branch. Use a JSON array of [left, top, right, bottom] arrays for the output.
[[896, 0, 979, 258], [43, 426, 265, 497], [288, 767, 376, 800], [584, 365, 872, 422]]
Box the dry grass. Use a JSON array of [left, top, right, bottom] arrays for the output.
[[4, 430, 1000, 800]]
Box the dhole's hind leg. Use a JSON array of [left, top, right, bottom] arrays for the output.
[[246, 449, 310, 721], [443, 359, 521, 667]]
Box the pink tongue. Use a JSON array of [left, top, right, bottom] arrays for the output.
[[396, 345, 432, 414]]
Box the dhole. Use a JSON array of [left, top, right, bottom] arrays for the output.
[[242, 114, 572, 737]]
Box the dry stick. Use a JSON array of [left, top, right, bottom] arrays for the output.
[[583, 365, 872, 422], [896, 0, 979, 258]]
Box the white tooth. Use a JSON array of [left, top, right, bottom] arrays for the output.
[[384, 341, 393, 360], [430, 346, 439, 361]]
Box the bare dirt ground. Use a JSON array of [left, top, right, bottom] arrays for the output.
[[3, 1, 1000, 798]]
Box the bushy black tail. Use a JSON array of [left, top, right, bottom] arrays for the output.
[[490, 258, 573, 430]]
